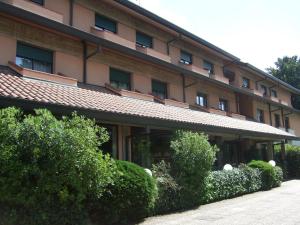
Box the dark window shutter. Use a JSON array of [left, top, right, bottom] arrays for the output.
[[180, 51, 192, 64], [110, 68, 131, 89], [95, 14, 117, 33], [17, 42, 53, 63], [136, 32, 153, 48], [152, 80, 167, 99]]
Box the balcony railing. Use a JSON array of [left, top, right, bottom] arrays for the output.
[[136, 45, 171, 63]]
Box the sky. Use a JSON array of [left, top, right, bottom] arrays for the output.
[[129, 0, 300, 71]]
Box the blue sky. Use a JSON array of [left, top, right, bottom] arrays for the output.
[[130, 0, 300, 71]]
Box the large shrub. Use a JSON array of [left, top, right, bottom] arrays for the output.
[[248, 160, 283, 190], [204, 165, 262, 203], [170, 130, 218, 207], [152, 160, 180, 214], [0, 107, 115, 225], [275, 144, 300, 178], [90, 160, 157, 224]]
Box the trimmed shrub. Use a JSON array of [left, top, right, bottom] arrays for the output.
[[170, 130, 218, 207], [152, 160, 180, 214], [248, 160, 282, 190], [273, 166, 283, 187], [90, 160, 157, 224], [275, 144, 300, 178], [0, 107, 115, 225], [204, 165, 262, 202]]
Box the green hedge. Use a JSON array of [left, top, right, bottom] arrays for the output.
[[248, 160, 283, 190], [90, 160, 157, 224], [204, 165, 262, 202]]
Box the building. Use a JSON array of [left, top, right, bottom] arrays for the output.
[[0, 0, 299, 168]]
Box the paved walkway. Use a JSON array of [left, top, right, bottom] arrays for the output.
[[139, 180, 300, 225]]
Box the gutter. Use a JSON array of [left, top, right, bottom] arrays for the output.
[[0, 2, 299, 110]]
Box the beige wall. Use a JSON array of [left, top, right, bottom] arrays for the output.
[[45, 0, 70, 25], [0, 35, 16, 65]]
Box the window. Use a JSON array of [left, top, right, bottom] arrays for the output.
[[152, 80, 167, 99], [101, 124, 118, 158], [31, 0, 44, 5], [16, 42, 53, 73], [256, 109, 264, 123], [110, 68, 131, 90], [285, 117, 290, 130], [203, 60, 214, 74], [196, 93, 208, 107], [180, 50, 192, 65], [271, 89, 277, 98], [95, 14, 117, 33], [136, 31, 153, 48], [274, 114, 281, 128], [242, 77, 250, 88], [261, 85, 268, 96], [219, 98, 228, 112]]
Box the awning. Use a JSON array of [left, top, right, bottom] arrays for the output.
[[0, 71, 297, 140]]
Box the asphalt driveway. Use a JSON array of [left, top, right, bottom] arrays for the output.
[[139, 180, 300, 225]]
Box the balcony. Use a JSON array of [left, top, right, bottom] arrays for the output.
[[210, 74, 229, 84], [228, 112, 247, 120], [279, 99, 289, 106], [3, 0, 63, 23], [241, 87, 264, 97], [8, 61, 77, 86], [179, 62, 210, 77], [164, 98, 189, 108], [136, 45, 171, 63], [209, 107, 227, 116], [91, 26, 136, 50], [268, 95, 280, 103]]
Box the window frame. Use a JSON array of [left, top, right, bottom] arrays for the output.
[[242, 77, 250, 89], [152, 79, 168, 99], [274, 114, 281, 128], [271, 89, 278, 98], [203, 60, 214, 74], [136, 31, 153, 48], [180, 50, 193, 65], [109, 67, 131, 90], [218, 98, 229, 112], [16, 42, 53, 73], [95, 13, 117, 33], [196, 92, 208, 107], [261, 84, 268, 96], [285, 117, 290, 130], [256, 109, 265, 123]]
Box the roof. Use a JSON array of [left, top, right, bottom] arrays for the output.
[[0, 71, 297, 140]]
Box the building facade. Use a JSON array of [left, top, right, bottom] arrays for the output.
[[0, 0, 299, 168]]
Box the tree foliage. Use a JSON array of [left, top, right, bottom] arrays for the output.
[[266, 56, 300, 109]]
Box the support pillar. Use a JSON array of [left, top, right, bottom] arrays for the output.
[[280, 141, 286, 161]]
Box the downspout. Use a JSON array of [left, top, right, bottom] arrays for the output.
[[181, 73, 186, 102], [166, 34, 181, 55], [69, 0, 74, 26]]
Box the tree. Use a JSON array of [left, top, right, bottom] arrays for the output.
[[266, 56, 300, 109]]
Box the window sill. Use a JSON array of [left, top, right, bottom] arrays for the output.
[[8, 61, 77, 86]]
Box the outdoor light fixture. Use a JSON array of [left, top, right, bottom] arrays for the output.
[[268, 160, 276, 167], [223, 164, 233, 171], [144, 168, 152, 177]]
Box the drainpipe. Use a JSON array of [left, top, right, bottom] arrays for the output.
[[181, 73, 186, 102], [166, 34, 181, 55], [69, 0, 74, 26], [82, 41, 102, 84]]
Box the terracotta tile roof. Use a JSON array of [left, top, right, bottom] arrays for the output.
[[0, 72, 296, 140]]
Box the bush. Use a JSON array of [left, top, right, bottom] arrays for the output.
[[275, 144, 300, 178], [91, 160, 157, 224], [204, 165, 262, 202], [248, 160, 282, 190], [152, 161, 180, 214], [0, 107, 115, 225], [170, 130, 218, 207]]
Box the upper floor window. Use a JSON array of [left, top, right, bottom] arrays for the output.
[[285, 117, 290, 130], [110, 68, 131, 90], [261, 85, 267, 96], [271, 89, 277, 98], [180, 51, 192, 65], [256, 109, 264, 123], [242, 77, 250, 88], [31, 0, 44, 5], [196, 93, 208, 107], [203, 60, 214, 74], [136, 32, 153, 48], [152, 80, 167, 99], [219, 98, 228, 112], [16, 42, 53, 73], [274, 114, 281, 128], [95, 14, 117, 33]]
